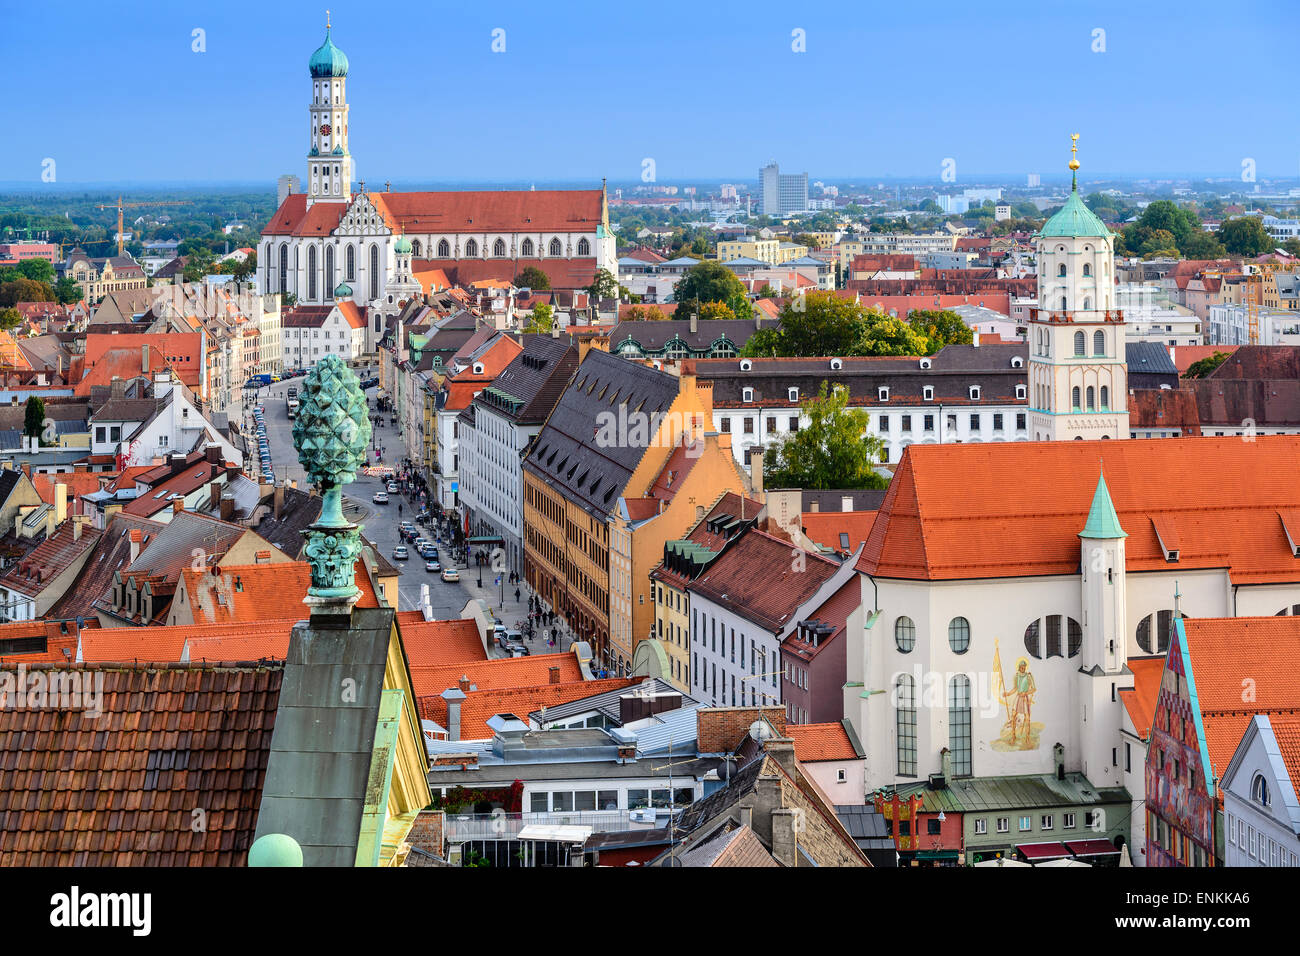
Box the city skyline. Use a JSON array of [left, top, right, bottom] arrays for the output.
[[1, 0, 1297, 186]]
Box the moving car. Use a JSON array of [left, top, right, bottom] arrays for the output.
[[392, 545, 409, 560], [372, 491, 389, 504], [440, 567, 459, 582], [425, 560, 441, 573]]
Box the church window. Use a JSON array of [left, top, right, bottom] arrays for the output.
[[1074, 331, 1085, 356], [895, 616, 916, 652], [1094, 330, 1105, 355], [1060, 296, 1067, 311], [896, 674, 917, 775], [1083, 263, 1092, 277], [346, 244, 355, 281], [1024, 619, 1041, 658], [948, 675, 972, 776], [308, 246, 317, 300], [1083, 297, 1092, 310], [493, 238, 506, 257], [437, 239, 450, 258], [412, 239, 422, 257], [279, 244, 288, 292], [466, 239, 479, 257], [1045, 615, 1063, 657], [1067, 618, 1082, 657], [522, 238, 534, 257], [1058, 263, 1067, 277], [1087, 386, 1096, 411], [369, 244, 379, 299], [577, 237, 590, 256], [1072, 386, 1081, 410], [549, 237, 562, 257], [948, 617, 970, 654], [325, 245, 335, 297], [1100, 385, 1109, 409]]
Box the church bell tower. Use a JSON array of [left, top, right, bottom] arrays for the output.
[[306, 13, 353, 207]]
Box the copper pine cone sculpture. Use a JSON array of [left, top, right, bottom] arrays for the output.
[[291, 355, 372, 489]]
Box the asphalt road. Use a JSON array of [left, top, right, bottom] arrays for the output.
[[251, 365, 568, 658]]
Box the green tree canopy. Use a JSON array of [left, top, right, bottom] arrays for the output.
[[672, 260, 752, 321], [513, 266, 551, 291], [0, 306, 21, 331], [740, 292, 933, 358], [1217, 217, 1275, 257], [586, 268, 619, 300], [0, 278, 53, 307], [524, 302, 554, 333], [763, 381, 887, 491], [23, 396, 44, 439], [1184, 351, 1231, 379], [53, 275, 83, 304], [15, 258, 55, 284], [908, 309, 972, 355]]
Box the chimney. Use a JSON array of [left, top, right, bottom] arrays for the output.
[[129, 528, 142, 563], [549, 665, 561, 685], [172, 498, 184, 514], [771, 808, 799, 867], [220, 493, 234, 522], [441, 687, 467, 741], [763, 736, 798, 778], [941, 747, 954, 786], [54, 482, 67, 525], [273, 483, 285, 519], [208, 483, 221, 511], [1054, 742, 1065, 781], [749, 448, 763, 498], [205, 443, 221, 464], [689, 312, 698, 334], [458, 676, 471, 693], [809, 499, 819, 513], [73, 517, 83, 541], [142, 343, 149, 373]]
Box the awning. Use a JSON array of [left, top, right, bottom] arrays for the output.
[[468, 536, 504, 544], [914, 850, 959, 860], [1065, 839, 1121, 858], [1016, 841, 1070, 862]]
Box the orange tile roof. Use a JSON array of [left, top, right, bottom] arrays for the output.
[[79, 625, 188, 663], [1265, 712, 1300, 797], [176, 561, 378, 625], [1171, 344, 1240, 375], [401, 618, 487, 669], [410, 650, 584, 700], [787, 722, 858, 762], [801, 510, 877, 552], [369, 188, 604, 235], [32, 473, 104, 516], [0, 619, 97, 665], [1118, 656, 1165, 741], [77, 333, 204, 394], [182, 620, 301, 662], [420, 676, 639, 740], [1182, 616, 1300, 782], [860, 436, 1300, 583]]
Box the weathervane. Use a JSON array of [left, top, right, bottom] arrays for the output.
[[292, 355, 372, 614]]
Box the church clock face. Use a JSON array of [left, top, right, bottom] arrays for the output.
[[319, 124, 332, 136]]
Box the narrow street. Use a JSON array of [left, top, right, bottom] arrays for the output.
[[252, 363, 577, 660]]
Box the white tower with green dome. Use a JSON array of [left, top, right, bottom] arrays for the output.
[[1027, 135, 1128, 442], [306, 12, 352, 207]]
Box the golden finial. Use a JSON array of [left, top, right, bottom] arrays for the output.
[[1068, 133, 1080, 172], [326, 9, 331, 29]]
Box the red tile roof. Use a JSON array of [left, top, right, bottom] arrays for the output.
[[0, 661, 283, 866], [787, 722, 858, 762], [801, 510, 877, 553], [689, 530, 841, 632], [77, 333, 204, 394], [0, 522, 102, 598], [420, 676, 639, 740], [0, 619, 96, 665], [859, 436, 1300, 583], [1265, 712, 1300, 798], [410, 651, 584, 700], [1171, 344, 1240, 375], [371, 188, 603, 235], [121, 459, 232, 517], [260, 193, 347, 237], [1118, 655, 1165, 742], [31, 473, 104, 516], [401, 618, 487, 668], [176, 561, 378, 625]]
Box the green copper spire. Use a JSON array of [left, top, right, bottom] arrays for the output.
[[1079, 469, 1127, 539], [292, 354, 372, 612]]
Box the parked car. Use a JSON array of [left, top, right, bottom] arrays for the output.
[[425, 560, 441, 573], [392, 545, 409, 560], [440, 567, 459, 582], [372, 491, 389, 504], [387, 482, 399, 493], [504, 642, 529, 658]]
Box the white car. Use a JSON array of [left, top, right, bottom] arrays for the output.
[[372, 491, 389, 504], [392, 545, 409, 560], [440, 567, 460, 582]]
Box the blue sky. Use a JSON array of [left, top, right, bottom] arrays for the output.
[[1, 0, 1296, 187]]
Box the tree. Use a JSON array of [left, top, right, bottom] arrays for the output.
[[754, 283, 779, 299], [229, 250, 257, 283], [1179, 230, 1227, 259], [1283, 238, 1300, 257], [1217, 217, 1275, 257], [513, 266, 550, 291], [0, 278, 53, 307], [623, 304, 667, 321], [0, 307, 21, 331], [763, 381, 887, 491], [1138, 229, 1180, 259], [53, 275, 83, 304], [739, 291, 864, 357], [15, 258, 55, 284], [23, 396, 44, 440], [1184, 351, 1231, 379], [671, 261, 752, 321], [697, 300, 735, 321], [857, 311, 929, 356], [586, 268, 619, 300], [524, 302, 554, 334], [908, 309, 972, 355]]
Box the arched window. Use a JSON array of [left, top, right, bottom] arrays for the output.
[[1083, 263, 1092, 277], [1072, 386, 1081, 410], [466, 238, 478, 257], [1100, 385, 1109, 409], [1253, 774, 1271, 806], [1058, 263, 1067, 277], [1083, 297, 1092, 310], [948, 675, 972, 776], [1094, 330, 1105, 355], [549, 237, 562, 257], [1136, 609, 1183, 654], [308, 245, 317, 300], [279, 243, 288, 293], [346, 244, 355, 281], [1074, 330, 1085, 356], [948, 617, 970, 654], [1067, 617, 1082, 657], [493, 238, 506, 257], [577, 237, 590, 256], [437, 238, 450, 258], [324, 245, 334, 298], [1060, 296, 1068, 311], [896, 674, 917, 776], [1024, 619, 1040, 658], [895, 616, 916, 652], [411, 239, 422, 257], [521, 237, 534, 257], [1087, 386, 1096, 411], [369, 243, 379, 300]]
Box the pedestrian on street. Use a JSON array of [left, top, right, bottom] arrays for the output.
[[514, 587, 521, 603]]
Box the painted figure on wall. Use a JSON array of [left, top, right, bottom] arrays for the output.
[[992, 651, 1043, 751]]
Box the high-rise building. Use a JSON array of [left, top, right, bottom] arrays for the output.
[[758, 162, 808, 216]]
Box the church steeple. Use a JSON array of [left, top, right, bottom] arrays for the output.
[[306, 14, 353, 206]]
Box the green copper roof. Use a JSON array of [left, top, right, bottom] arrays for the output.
[[248, 833, 304, 867], [394, 234, 412, 255], [1079, 471, 1126, 539], [309, 29, 349, 78], [1039, 185, 1110, 239], [334, 280, 352, 298]]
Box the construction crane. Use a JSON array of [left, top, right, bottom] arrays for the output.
[[95, 196, 192, 257]]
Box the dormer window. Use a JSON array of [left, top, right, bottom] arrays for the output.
[[830, 358, 842, 370], [1016, 384, 1027, 400], [473, 362, 484, 374], [1011, 356, 1024, 368], [923, 386, 935, 401], [742, 387, 754, 403], [969, 385, 981, 400], [739, 359, 752, 371], [919, 358, 932, 370], [878, 386, 890, 402], [788, 387, 799, 402]]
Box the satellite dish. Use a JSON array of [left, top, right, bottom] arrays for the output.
[[749, 719, 774, 742]]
